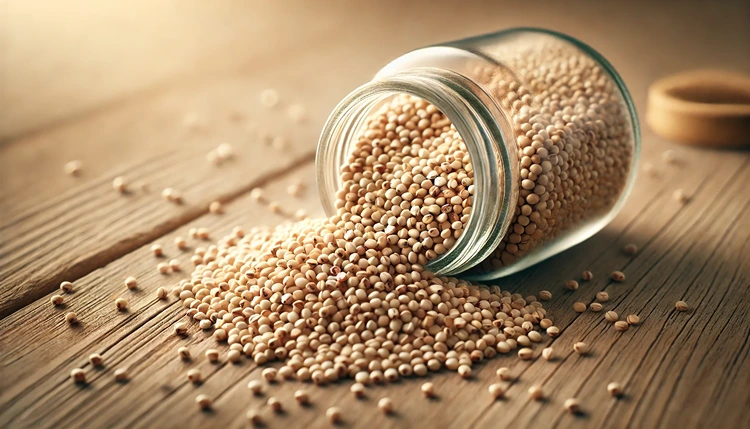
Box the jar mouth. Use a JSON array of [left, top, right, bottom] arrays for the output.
[[316, 68, 517, 276]]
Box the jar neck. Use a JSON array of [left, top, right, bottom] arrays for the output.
[[316, 68, 519, 276]]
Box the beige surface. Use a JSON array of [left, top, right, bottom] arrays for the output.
[[1, 1, 749, 428]]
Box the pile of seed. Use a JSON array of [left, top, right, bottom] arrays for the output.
[[470, 36, 634, 272]]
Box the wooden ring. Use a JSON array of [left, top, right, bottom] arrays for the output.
[[646, 70, 750, 148]]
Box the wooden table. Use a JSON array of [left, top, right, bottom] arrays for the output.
[[2, 1, 749, 428]]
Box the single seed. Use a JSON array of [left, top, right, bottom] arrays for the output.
[[259, 89, 279, 108], [614, 321, 629, 332], [378, 397, 393, 414], [124, 276, 138, 289], [351, 382, 365, 398], [611, 271, 626, 282], [174, 322, 188, 336], [227, 350, 241, 363], [169, 259, 181, 271], [114, 368, 129, 382], [71, 368, 86, 383], [209, 201, 223, 214], [112, 176, 127, 193], [246, 409, 263, 426], [582, 270, 593, 281], [676, 301, 689, 312], [607, 382, 624, 397], [268, 397, 282, 413], [250, 188, 264, 202], [528, 331, 542, 342], [624, 243, 638, 255], [60, 281, 73, 293], [65, 312, 78, 324], [195, 394, 212, 410], [178, 346, 191, 360], [673, 189, 690, 204], [161, 188, 181, 203], [518, 348, 533, 360], [496, 367, 512, 381], [115, 297, 128, 311], [175, 237, 187, 250], [529, 385, 544, 400], [151, 244, 163, 257], [262, 367, 278, 382], [64, 160, 82, 176], [596, 291, 609, 302], [565, 280, 579, 291], [288, 104, 306, 122], [458, 364, 472, 378], [573, 342, 589, 355], [206, 349, 220, 363], [489, 383, 505, 399], [626, 314, 640, 325], [197, 228, 209, 240], [605, 311, 619, 322], [187, 368, 202, 383], [268, 201, 281, 213], [294, 390, 310, 405], [89, 353, 104, 367], [294, 209, 308, 220], [50, 295, 64, 306], [538, 290, 552, 301], [326, 407, 342, 423], [590, 302, 603, 312], [546, 326, 560, 337], [157, 262, 170, 274], [564, 398, 581, 414], [156, 287, 168, 300], [542, 347, 554, 361], [287, 183, 303, 197], [421, 382, 435, 398], [573, 301, 587, 312]]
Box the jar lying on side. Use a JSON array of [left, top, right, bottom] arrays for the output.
[[317, 28, 640, 280]]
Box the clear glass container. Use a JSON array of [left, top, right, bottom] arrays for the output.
[[317, 28, 640, 281]]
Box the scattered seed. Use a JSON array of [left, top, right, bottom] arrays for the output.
[[496, 367, 512, 381], [489, 383, 505, 399], [607, 382, 624, 397], [573, 301, 587, 312], [538, 290, 552, 301], [115, 298, 128, 311], [326, 406, 342, 423], [114, 368, 129, 382], [351, 382, 365, 398], [517, 335, 531, 347], [71, 368, 86, 383], [528, 331, 542, 342], [287, 103, 306, 122], [227, 349, 241, 363], [458, 364, 472, 378], [378, 397, 393, 414], [589, 302, 603, 312], [250, 188, 264, 202], [573, 342, 589, 355], [259, 89, 279, 108], [65, 312, 78, 324], [209, 201, 223, 214], [294, 209, 308, 220], [540, 318, 553, 329], [197, 228, 209, 240], [187, 368, 202, 383], [195, 394, 212, 410], [174, 322, 188, 336], [565, 280, 579, 291], [626, 314, 640, 325], [596, 291, 609, 302], [287, 183, 303, 197], [206, 349, 220, 363], [518, 348, 533, 360], [546, 326, 560, 337], [624, 243, 638, 255], [248, 379, 263, 395], [421, 382, 435, 398], [675, 301, 689, 312], [151, 244, 163, 257], [262, 368, 278, 382], [60, 281, 74, 293], [178, 347, 191, 360], [268, 397, 282, 413], [64, 160, 82, 176], [564, 398, 581, 414], [156, 287, 168, 300], [605, 311, 619, 322], [175, 237, 187, 250], [89, 353, 103, 367], [112, 176, 127, 193], [673, 189, 690, 204], [529, 385, 544, 400], [50, 295, 64, 306], [582, 270, 594, 281], [169, 259, 181, 271], [614, 321, 629, 332], [161, 188, 181, 203], [295, 389, 310, 405], [124, 276, 138, 289], [157, 262, 170, 274], [246, 409, 263, 426], [542, 347, 555, 361], [611, 271, 626, 282], [268, 201, 281, 213]]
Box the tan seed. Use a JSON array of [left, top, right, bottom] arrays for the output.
[[564, 398, 581, 414], [246, 409, 263, 426], [326, 406, 342, 423], [169, 259, 181, 271], [528, 331, 542, 342], [268, 201, 281, 213], [227, 350, 241, 363], [124, 276, 138, 289], [673, 189, 690, 204], [206, 349, 220, 363], [489, 383, 505, 399], [626, 314, 640, 325], [112, 176, 127, 193], [88, 353, 104, 367], [605, 311, 619, 322], [589, 302, 603, 312], [607, 382, 624, 397], [542, 347, 554, 361], [676, 300, 689, 312], [114, 368, 129, 382], [596, 291, 609, 302], [60, 281, 74, 293], [71, 368, 86, 383], [565, 280, 579, 291], [611, 271, 626, 282], [378, 397, 394, 414], [538, 290, 552, 301], [351, 382, 365, 398], [268, 397, 282, 413], [582, 270, 593, 281], [259, 89, 279, 107], [250, 188, 264, 202], [175, 237, 187, 250], [614, 321, 629, 332], [262, 367, 278, 382], [624, 243, 638, 255], [65, 312, 78, 324], [64, 160, 82, 176], [157, 262, 170, 274], [156, 287, 168, 300], [209, 201, 223, 214], [178, 346, 191, 360], [546, 326, 560, 337], [248, 380, 263, 395], [174, 322, 188, 336], [529, 385, 544, 400], [195, 394, 212, 410], [573, 301, 587, 312], [496, 367, 512, 381], [115, 298, 128, 311], [50, 295, 64, 306], [187, 368, 202, 383], [573, 342, 589, 355], [150, 244, 163, 257], [421, 382, 435, 398], [294, 389, 310, 405], [458, 364, 472, 378], [518, 348, 533, 360]]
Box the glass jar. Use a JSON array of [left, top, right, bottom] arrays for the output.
[[317, 28, 640, 281]]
